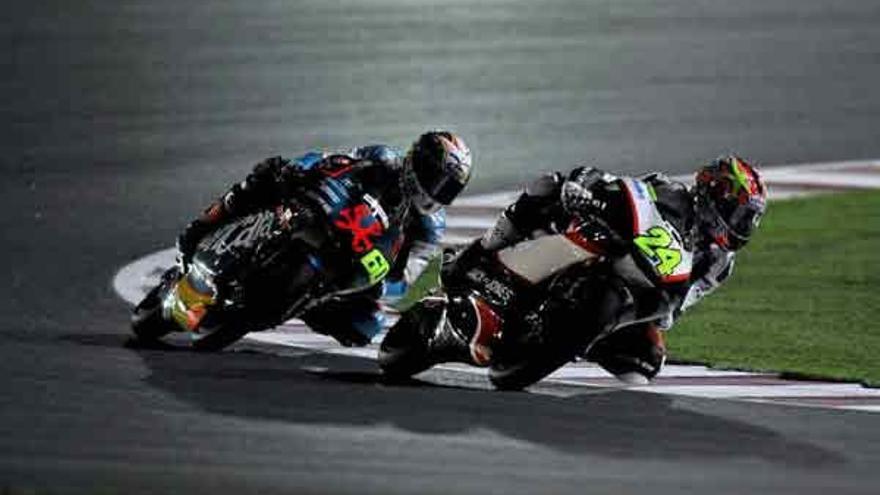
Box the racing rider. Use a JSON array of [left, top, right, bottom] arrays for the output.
[[176, 131, 473, 346], [441, 155, 767, 384]]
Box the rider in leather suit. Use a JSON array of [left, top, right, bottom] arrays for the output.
[[447, 155, 767, 383], [176, 131, 473, 346]]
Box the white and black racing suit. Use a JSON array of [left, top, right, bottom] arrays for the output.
[[474, 166, 737, 382], [178, 145, 445, 346]]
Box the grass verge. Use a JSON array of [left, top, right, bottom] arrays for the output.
[[668, 190, 880, 386]]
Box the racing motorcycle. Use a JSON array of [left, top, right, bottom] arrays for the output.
[[131, 177, 399, 351], [379, 177, 690, 390]]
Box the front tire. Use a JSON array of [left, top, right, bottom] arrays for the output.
[[131, 280, 177, 343], [188, 317, 252, 352], [378, 299, 446, 379], [130, 268, 250, 351]]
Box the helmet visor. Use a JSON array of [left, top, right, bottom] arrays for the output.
[[717, 196, 765, 241], [431, 173, 466, 205], [413, 162, 467, 206]]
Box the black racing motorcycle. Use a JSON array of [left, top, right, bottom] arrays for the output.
[[131, 178, 400, 351], [379, 177, 689, 390]]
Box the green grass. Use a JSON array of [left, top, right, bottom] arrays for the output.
[[398, 191, 880, 385], [668, 190, 880, 386], [392, 255, 442, 311]]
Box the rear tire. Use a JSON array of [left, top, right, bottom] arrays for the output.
[[489, 344, 575, 391], [488, 322, 581, 391], [490, 271, 626, 390]]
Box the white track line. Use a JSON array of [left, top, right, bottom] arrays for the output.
[[251, 327, 763, 380], [545, 364, 760, 379], [444, 216, 497, 229], [843, 405, 880, 413], [454, 191, 520, 207], [622, 384, 880, 399], [764, 173, 880, 189], [112, 248, 176, 306]]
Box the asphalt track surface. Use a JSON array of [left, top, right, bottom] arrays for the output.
[[3, 1, 880, 493]]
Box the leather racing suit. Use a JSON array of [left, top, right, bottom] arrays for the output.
[[477, 166, 737, 382]]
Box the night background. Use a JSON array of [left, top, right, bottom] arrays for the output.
[[2, 1, 880, 493]]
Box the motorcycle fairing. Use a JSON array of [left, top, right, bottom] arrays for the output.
[[620, 178, 692, 284], [197, 210, 277, 259], [496, 234, 599, 285], [166, 263, 217, 331]]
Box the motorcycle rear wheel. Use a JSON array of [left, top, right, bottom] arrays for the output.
[[488, 326, 581, 391], [488, 347, 574, 391]]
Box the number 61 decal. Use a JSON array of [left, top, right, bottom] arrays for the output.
[[633, 226, 682, 276], [360, 248, 390, 283]]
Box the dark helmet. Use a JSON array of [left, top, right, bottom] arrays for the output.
[[694, 155, 768, 250], [404, 131, 473, 214]]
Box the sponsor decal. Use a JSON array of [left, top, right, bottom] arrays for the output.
[[333, 203, 384, 253], [204, 211, 276, 255], [466, 268, 514, 306]]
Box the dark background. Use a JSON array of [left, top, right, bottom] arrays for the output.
[[2, 0, 880, 493]]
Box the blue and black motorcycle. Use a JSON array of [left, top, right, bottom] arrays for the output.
[[131, 175, 400, 351]]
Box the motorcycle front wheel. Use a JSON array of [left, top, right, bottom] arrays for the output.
[[130, 271, 250, 352], [378, 298, 447, 379], [131, 273, 179, 344], [187, 315, 252, 352]]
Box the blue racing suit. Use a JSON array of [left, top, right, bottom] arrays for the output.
[[292, 145, 446, 345], [179, 145, 446, 346]]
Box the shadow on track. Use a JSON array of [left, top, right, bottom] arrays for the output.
[[66, 333, 843, 468]]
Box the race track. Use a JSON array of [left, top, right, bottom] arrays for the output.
[[3, 1, 880, 493]]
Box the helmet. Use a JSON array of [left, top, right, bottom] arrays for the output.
[[404, 131, 473, 214], [694, 155, 768, 250]]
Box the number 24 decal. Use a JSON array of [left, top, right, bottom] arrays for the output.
[[634, 226, 682, 276]]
